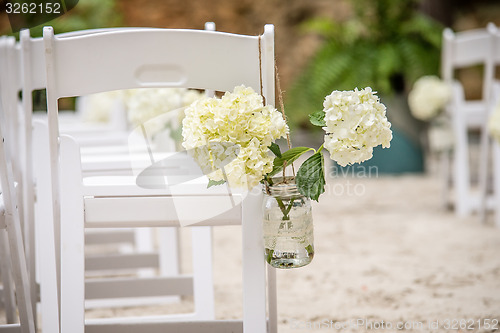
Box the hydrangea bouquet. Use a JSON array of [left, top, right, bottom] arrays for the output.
[[127, 88, 204, 139], [182, 85, 392, 206], [408, 75, 451, 121], [408, 75, 453, 153]]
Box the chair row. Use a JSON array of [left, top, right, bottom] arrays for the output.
[[440, 22, 500, 226], [1, 24, 278, 332], [1, 27, 187, 331]]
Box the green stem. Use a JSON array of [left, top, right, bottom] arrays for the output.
[[275, 197, 288, 220], [284, 196, 296, 217], [275, 196, 296, 220]]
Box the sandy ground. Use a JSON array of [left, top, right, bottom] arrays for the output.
[[269, 174, 500, 332], [86, 171, 500, 332], [2, 172, 500, 332]]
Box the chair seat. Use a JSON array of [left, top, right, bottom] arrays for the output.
[[83, 175, 245, 227], [81, 151, 193, 173], [83, 174, 238, 196], [80, 144, 152, 156]]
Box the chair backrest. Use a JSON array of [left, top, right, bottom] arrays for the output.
[[487, 23, 500, 108], [43, 25, 275, 221], [487, 23, 500, 62], [44, 27, 274, 98], [21, 27, 177, 92], [19, 27, 173, 238], [441, 26, 495, 101]]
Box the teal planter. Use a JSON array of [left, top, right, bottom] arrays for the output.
[[333, 127, 424, 174]]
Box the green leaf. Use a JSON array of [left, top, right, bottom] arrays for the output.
[[268, 142, 282, 158], [309, 110, 326, 127], [305, 244, 314, 257], [266, 248, 274, 264], [296, 152, 325, 201], [267, 147, 315, 178], [207, 179, 226, 188]]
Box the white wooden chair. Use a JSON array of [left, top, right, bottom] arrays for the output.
[[15, 28, 147, 325], [41, 25, 277, 333], [441, 25, 495, 217], [0, 35, 37, 331], [18, 27, 207, 325], [0, 39, 36, 333]]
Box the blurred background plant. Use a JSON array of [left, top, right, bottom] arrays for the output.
[[3, 0, 123, 111], [8, 0, 122, 38], [285, 0, 444, 130]]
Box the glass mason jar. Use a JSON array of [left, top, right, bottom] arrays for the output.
[[263, 178, 314, 269]]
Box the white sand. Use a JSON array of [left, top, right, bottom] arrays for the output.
[[3, 174, 500, 332], [268, 174, 500, 332]]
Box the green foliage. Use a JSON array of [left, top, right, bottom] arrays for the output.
[[2, 0, 123, 111], [207, 179, 226, 188], [268, 142, 282, 158], [296, 151, 325, 201], [309, 110, 326, 127], [286, 0, 444, 129], [267, 146, 315, 178], [3, 0, 123, 37]]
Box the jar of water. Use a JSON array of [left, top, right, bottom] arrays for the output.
[[263, 178, 314, 269]]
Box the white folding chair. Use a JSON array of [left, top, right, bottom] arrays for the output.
[[0, 40, 36, 332], [441, 25, 495, 217], [26, 22, 217, 292], [0, 35, 38, 331], [19, 28, 203, 323], [41, 25, 277, 333], [16, 28, 134, 324]]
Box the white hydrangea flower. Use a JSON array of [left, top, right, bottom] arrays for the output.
[[322, 87, 392, 167], [182, 85, 289, 189], [488, 101, 500, 144], [126, 88, 204, 136], [80, 90, 122, 123], [408, 75, 451, 121]]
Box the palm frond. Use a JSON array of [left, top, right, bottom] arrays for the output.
[[285, 0, 443, 130]]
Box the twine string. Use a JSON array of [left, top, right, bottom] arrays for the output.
[[259, 35, 295, 182]]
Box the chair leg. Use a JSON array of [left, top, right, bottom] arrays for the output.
[[60, 136, 85, 333], [478, 128, 490, 223], [23, 182, 37, 321], [440, 150, 451, 210], [33, 121, 60, 333], [452, 109, 471, 217], [0, 230, 17, 324], [191, 226, 215, 320], [267, 266, 277, 333], [158, 227, 180, 277], [241, 188, 267, 333], [5, 213, 36, 333], [134, 228, 155, 277], [494, 142, 500, 227]]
